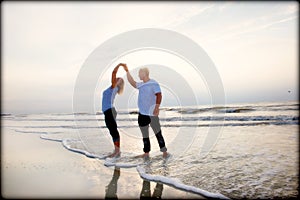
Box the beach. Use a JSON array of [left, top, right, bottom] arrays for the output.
[[1, 126, 204, 199], [1, 101, 298, 199]]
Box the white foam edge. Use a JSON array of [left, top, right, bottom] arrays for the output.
[[105, 152, 174, 168], [14, 129, 58, 134], [40, 134, 107, 159], [104, 158, 139, 168], [136, 166, 230, 199]]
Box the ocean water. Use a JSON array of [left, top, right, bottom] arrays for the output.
[[2, 101, 299, 199]]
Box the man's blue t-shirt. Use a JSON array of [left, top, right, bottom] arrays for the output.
[[136, 79, 161, 116], [102, 86, 119, 112]]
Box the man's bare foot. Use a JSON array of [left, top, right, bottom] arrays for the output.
[[135, 153, 149, 159], [162, 152, 169, 158]]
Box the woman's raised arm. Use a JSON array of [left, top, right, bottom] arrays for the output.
[[111, 64, 121, 88]]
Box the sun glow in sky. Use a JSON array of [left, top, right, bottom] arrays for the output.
[[2, 1, 298, 114]]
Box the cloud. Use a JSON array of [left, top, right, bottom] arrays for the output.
[[162, 2, 215, 28], [166, 2, 297, 44], [208, 15, 297, 43]]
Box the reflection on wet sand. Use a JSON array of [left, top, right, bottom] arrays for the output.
[[105, 167, 120, 199], [104, 167, 164, 199], [104, 162, 205, 199], [140, 180, 163, 199]]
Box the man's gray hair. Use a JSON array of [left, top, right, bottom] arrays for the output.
[[139, 67, 149, 76]]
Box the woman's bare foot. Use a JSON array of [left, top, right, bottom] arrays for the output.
[[108, 150, 121, 158]]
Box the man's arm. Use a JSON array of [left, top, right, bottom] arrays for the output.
[[153, 92, 162, 116], [126, 69, 137, 88], [118, 63, 136, 88]]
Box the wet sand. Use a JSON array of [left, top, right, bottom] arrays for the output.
[[1, 127, 204, 199]]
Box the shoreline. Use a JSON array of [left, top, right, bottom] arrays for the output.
[[1, 127, 205, 199]]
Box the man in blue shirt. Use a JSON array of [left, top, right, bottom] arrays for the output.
[[122, 64, 169, 158]]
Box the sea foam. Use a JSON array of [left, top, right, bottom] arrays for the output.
[[136, 166, 229, 199]]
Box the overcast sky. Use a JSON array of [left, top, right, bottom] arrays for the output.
[[2, 1, 298, 114]]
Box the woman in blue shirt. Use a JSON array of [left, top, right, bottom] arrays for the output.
[[102, 63, 128, 158]]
